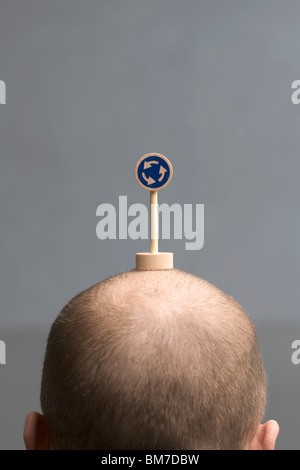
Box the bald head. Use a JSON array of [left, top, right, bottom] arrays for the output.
[[40, 269, 266, 449]]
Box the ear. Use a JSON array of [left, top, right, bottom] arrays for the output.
[[246, 420, 280, 450], [23, 411, 51, 450]]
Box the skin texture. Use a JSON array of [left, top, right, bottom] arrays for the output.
[[23, 269, 280, 450]]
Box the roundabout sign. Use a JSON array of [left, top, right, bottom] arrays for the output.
[[135, 153, 173, 191]]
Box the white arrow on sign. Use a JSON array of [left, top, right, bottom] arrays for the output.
[[158, 166, 167, 182], [143, 160, 159, 170], [142, 173, 156, 185]]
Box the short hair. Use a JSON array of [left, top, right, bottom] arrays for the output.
[[40, 269, 267, 450]]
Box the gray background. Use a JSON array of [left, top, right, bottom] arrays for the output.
[[0, 0, 300, 449]]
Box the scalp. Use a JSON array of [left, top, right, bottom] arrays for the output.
[[41, 268, 266, 450]]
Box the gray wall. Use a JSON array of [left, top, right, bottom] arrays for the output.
[[1, 0, 300, 449]]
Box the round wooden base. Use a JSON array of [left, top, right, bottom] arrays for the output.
[[136, 252, 173, 271]]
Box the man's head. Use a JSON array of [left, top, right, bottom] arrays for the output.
[[24, 269, 279, 450]]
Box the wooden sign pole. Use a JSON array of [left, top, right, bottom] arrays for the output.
[[150, 190, 158, 253]]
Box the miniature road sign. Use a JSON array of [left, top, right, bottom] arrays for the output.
[[135, 153, 173, 191], [135, 153, 173, 270]]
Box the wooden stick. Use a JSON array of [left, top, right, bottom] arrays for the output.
[[150, 190, 158, 253]]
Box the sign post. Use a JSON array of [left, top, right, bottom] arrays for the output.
[[135, 153, 173, 270]]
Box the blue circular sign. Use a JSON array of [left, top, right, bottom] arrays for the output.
[[135, 153, 173, 191]]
